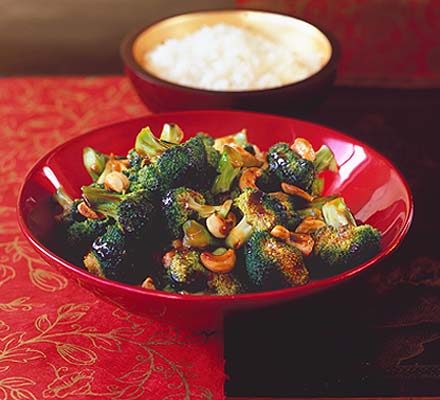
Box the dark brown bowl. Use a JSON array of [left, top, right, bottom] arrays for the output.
[[120, 10, 340, 113]]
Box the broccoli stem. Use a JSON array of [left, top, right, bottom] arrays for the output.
[[225, 216, 254, 249], [311, 177, 324, 196], [81, 186, 121, 217], [314, 145, 338, 173], [160, 123, 184, 144], [186, 198, 231, 219], [322, 197, 356, 228], [53, 187, 73, 211], [182, 220, 217, 248], [212, 146, 243, 194], [135, 127, 173, 159], [83, 147, 108, 181]]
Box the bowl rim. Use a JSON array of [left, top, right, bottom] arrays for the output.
[[17, 110, 414, 305], [120, 8, 340, 95]]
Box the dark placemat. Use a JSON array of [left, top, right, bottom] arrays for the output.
[[225, 87, 440, 397]]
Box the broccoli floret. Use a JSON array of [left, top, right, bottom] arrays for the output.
[[82, 186, 155, 239], [166, 249, 209, 292], [129, 164, 168, 197], [313, 197, 381, 269], [267, 142, 315, 192], [66, 218, 110, 253], [84, 225, 155, 284], [196, 133, 221, 169], [153, 135, 217, 190], [129, 133, 219, 194], [237, 189, 299, 231], [245, 231, 309, 291], [234, 189, 280, 230], [225, 189, 299, 248], [162, 187, 229, 238], [183, 134, 219, 187], [207, 273, 243, 295], [314, 224, 381, 269], [127, 149, 143, 170], [212, 145, 243, 194], [267, 192, 301, 230], [83, 147, 108, 181], [53, 187, 85, 226], [84, 225, 129, 281], [134, 127, 174, 159]]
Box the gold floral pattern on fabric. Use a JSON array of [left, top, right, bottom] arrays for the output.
[[0, 77, 223, 399]]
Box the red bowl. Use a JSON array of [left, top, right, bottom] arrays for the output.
[[17, 110, 413, 332]]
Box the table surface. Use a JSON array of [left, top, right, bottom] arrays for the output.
[[1, 77, 439, 399], [225, 87, 440, 397]]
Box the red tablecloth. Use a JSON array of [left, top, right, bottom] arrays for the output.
[[0, 77, 224, 400]]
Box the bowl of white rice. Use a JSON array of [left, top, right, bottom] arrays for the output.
[[121, 9, 339, 112]]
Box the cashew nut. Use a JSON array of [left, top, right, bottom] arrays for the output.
[[97, 155, 129, 184], [172, 239, 183, 249], [291, 138, 316, 161], [162, 250, 176, 268], [295, 217, 326, 234], [233, 146, 263, 167], [270, 225, 314, 256], [77, 201, 100, 219], [281, 182, 314, 202], [141, 277, 156, 290], [239, 167, 263, 191], [104, 171, 130, 193], [206, 212, 236, 238], [200, 249, 236, 273]]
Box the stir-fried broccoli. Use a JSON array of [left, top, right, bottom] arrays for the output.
[[128, 164, 167, 196], [267, 142, 315, 192], [127, 149, 143, 170], [84, 225, 130, 282], [207, 273, 243, 295], [197, 133, 221, 169], [133, 134, 219, 192], [162, 187, 230, 238], [212, 145, 243, 194], [82, 186, 156, 239], [57, 124, 382, 296], [267, 192, 301, 230], [313, 197, 381, 270], [225, 189, 300, 248], [165, 249, 209, 292], [245, 231, 309, 291], [66, 218, 110, 253]]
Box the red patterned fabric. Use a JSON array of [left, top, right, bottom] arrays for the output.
[[237, 0, 440, 88], [0, 77, 224, 400]]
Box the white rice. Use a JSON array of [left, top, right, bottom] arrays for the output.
[[144, 23, 324, 91]]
